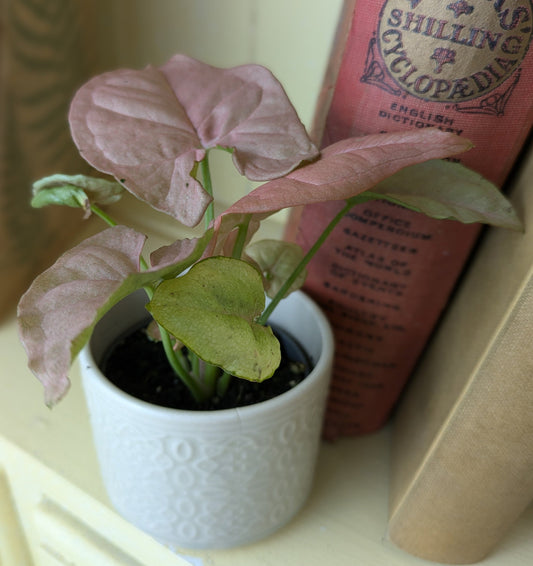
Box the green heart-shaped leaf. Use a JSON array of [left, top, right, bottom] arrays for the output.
[[147, 256, 280, 381]]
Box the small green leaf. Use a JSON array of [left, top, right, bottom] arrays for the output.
[[147, 256, 281, 382], [246, 240, 307, 298], [32, 174, 124, 210], [31, 184, 86, 209], [369, 160, 522, 230]]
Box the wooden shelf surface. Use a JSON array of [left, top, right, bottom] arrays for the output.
[[2, 311, 533, 565]]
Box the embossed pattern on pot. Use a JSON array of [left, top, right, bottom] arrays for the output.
[[80, 290, 334, 549]]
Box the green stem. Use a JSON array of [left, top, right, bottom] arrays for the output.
[[201, 153, 215, 229], [160, 328, 206, 403], [257, 197, 363, 325], [216, 371, 233, 398], [142, 285, 205, 402], [91, 203, 150, 271], [190, 352, 201, 378], [232, 214, 252, 259], [200, 362, 221, 397], [90, 204, 206, 400], [90, 203, 117, 227]]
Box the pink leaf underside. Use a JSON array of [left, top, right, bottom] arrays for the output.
[[205, 213, 267, 258], [17, 227, 147, 405], [17, 225, 210, 406], [224, 130, 473, 216], [69, 54, 318, 227], [150, 232, 215, 268], [160, 56, 319, 179]]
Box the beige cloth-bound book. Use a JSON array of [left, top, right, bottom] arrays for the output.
[[388, 141, 533, 564]]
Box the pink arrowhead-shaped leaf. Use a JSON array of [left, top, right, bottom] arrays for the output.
[[69, 66, 207, 227], [224, 130, 473, 215], [69, 54, 318, 227], [160, 56, 319, 180], [203, 213, 267, 258], [18, 227, 146, 405], [150, 228, 215, 268], [18, 226, 210, 406]]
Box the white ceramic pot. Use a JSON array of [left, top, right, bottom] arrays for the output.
[[80, 289, 334, 550]]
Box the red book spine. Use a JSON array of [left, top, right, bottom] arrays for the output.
[[290, 0, 533, 439]]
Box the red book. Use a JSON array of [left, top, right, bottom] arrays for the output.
[[288, 0, 533, 439]]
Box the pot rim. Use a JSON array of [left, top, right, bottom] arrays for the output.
[[80, 290, 334, 423]]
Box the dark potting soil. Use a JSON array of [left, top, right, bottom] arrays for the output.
[[101, 320, 313, 411]]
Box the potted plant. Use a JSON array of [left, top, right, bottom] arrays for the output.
[[17, 54, 520, 550]]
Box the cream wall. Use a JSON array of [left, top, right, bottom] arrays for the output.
[[93, 1, 343, 128], [92, 1, 344, 234]]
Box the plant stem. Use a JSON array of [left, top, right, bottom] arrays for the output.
[[90, 203, 117, 227], [160, 327, 206, 403], [232, 214, 252, 259], [257, 196, 363, 325], [91, 203, 150, 270], [201, 153, 215, 229], [216, 371, 232, 398], [202, 362, 222, 398], [143, 285, 206, 403], [190, 352, 201, 378], [91, 203, 206, 400]]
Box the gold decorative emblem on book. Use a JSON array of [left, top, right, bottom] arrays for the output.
[[376, 0, 532, 103]]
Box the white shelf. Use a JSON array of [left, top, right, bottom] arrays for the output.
[[2, 309, 533, 565]]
